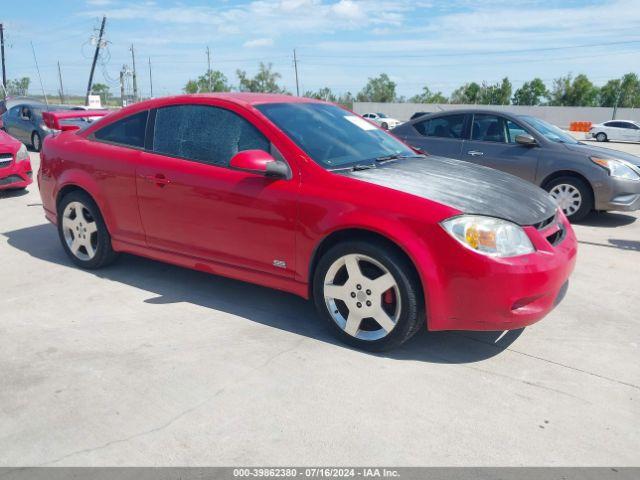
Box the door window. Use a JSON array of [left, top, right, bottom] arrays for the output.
[[415, 114, 465, 138], [471, 114, 507, 143], [505, 119, 529, 143], [93, 111, 148, 148], [152, 105, 269, 167]]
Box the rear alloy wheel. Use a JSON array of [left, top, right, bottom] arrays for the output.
[[547, 176, 592, 222], [595, 132, 607, 142], [31, 131, 42, 152], [313, 241, 423, 351], [58, 191, 118, 269], [381, 122, 389, 130]]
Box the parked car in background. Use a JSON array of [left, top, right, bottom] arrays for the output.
[[1, 103, 99, 152], [392, 109, 640, 221], [410, 111, 432, 121], [588, 120, 640, 143], [362, 112, 402, 130], [0, 129, 32, 191], [39, 93, 576, 351]]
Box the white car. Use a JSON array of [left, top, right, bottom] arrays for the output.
[[589, 120, 640, 143], [362, 112, 402, 130]]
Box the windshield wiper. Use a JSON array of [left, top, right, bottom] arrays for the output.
[[328, 163, 377, 172], [375, 153, 426, 164]]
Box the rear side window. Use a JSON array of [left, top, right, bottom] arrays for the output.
[[93, 111, 148, 148], [415, 115, 465, 138], [152, 104, 269, 167]]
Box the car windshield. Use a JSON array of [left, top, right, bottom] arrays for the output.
[[256, 103, 415, 169], [519, 115, 579, 144]]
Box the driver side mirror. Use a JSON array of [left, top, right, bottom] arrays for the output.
[[515, 133, 537, 146], [229, 150, 290, 179]]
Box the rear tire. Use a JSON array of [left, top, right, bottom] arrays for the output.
[[31, 131, 42, 152], [546, 176, 593, 222], [595, 132, 607, 142], [313, 240, 423, 351], [57, 191, 118, 269], [381, 122, 389, 130]]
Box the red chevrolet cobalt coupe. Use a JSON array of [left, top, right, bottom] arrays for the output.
[[38, 94, 577, 351], [0, 130, 32, 191]]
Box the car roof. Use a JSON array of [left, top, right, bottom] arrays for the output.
[[134, 92, 325, 109]]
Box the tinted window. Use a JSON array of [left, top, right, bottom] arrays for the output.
[[94, 111, 148, 148], [620, 122, 638, 129], [153, 105, 269, 167], [9, 106, 20, 117], [257, 103, 415, 169], [415, 115, 465, 138], [471, 114, 507, 143]]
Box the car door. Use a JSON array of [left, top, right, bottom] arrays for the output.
[[136, 103, 298, 278], [461, 114, 539, 182], [605, 122, 626, 141], [5, 106, 28, 142], [397, 113, 467, 158], [619, 122, 640, 142]]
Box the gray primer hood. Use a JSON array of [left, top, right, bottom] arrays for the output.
[[343, 156, 557, 226]]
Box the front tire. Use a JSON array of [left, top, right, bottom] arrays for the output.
[[313, 240, 423, 351], [546, 176, 593, 222], [57, 191, 118, 269], [31, 131, 42, 152], [595, 132, 607, 142]]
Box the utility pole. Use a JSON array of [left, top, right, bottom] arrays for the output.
[[130, 44, 138, 102], [148, 57, 153, 98], [206, 46, 212, 92], [30, 41, 48, 106], [0, 24, 6, 91], [293, 49, 300, 96], [57, 61, 65, 104], [119, 66, 126, 107], [85, 15, 106, 106]]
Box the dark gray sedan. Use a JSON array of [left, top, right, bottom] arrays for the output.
[[392, 109, 640, 221]]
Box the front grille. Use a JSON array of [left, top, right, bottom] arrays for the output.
[[0, 175, 22, 186], [0, 153, 12, 161], [534, 213, 556, 230], [0, 160, 11, 168]]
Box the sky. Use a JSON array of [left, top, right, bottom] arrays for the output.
[[2, 0, 640, 99]]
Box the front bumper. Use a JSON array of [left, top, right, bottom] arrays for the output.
[[0, 158, 33, 190], [424, 212, 577, 331], [594, 177, 640, 212]]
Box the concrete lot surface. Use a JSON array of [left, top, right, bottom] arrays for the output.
[[1, 144, 639, 466]]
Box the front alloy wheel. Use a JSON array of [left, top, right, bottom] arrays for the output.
[[323, 254, 401, 341], [549, 183, 582, 218], [313, 240, 423, 351]]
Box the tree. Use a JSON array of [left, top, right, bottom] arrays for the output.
[[599, 73, 640, 108], [184, 70, 230, 94], [5, 77, 30, 97], [304, 87, 337, 102], [512, 78, 548, 105], [409, 86, 447, 104], [478, 77, 512, 105], [450, 82, 481, 104], [91, 83, 111, 104], [236, 63, 287, 93], [549, 74, 599, 106], [356, 73, 397, 103]]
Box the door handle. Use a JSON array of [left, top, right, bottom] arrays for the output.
[[140, 174, 171, 186], [467, 150, 484, 156]]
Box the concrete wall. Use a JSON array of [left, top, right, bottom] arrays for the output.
[[353, 102, 640, 128]]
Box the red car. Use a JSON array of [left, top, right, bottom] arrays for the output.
[[38, 94, 577, 351], [0, 129, 32, 191]]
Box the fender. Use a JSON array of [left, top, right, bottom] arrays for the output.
[[54, 169, 115, 234], [301, 210, 451, 329]]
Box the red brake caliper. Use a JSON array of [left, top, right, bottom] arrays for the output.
[[383, 289, 394, 304]]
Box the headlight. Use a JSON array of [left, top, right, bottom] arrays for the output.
[[441, 215, 535, 258], [591, 157, 640, 181], [15, 144, 29, 162]]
